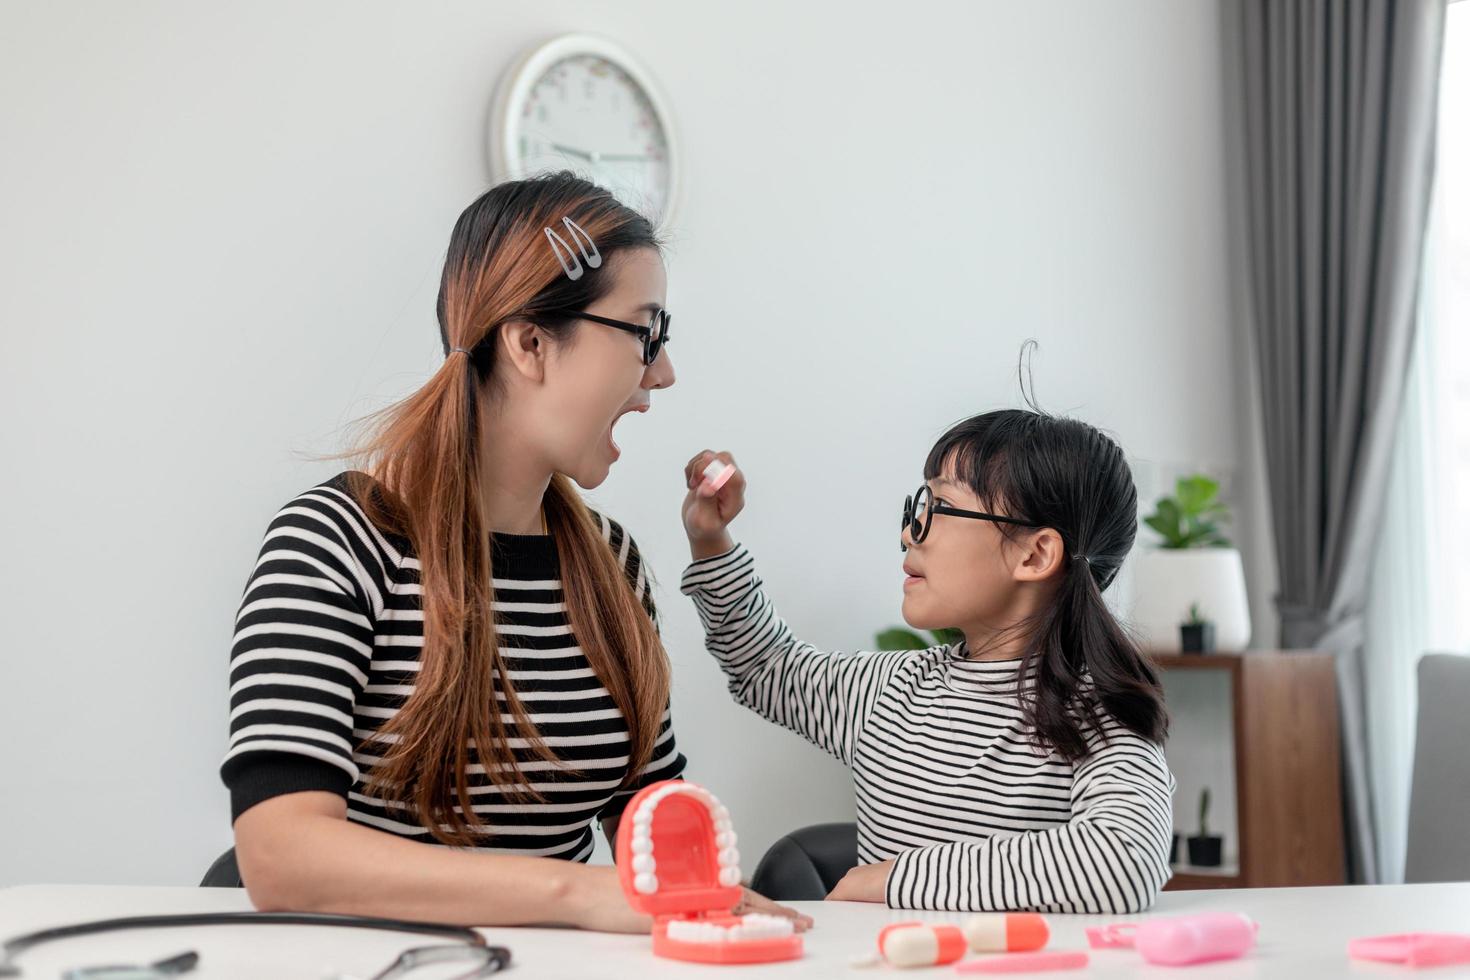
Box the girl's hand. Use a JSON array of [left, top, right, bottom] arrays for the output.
[[735, 887, 815, 932], [825, 860, 895, 904], [568, 866, 813, 934], [682, 450, 745, 560]]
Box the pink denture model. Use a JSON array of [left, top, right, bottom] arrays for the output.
[[616, 780, 803, 965]]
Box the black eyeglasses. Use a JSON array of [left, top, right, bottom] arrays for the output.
[[901, 484, 1042, 551], [548, 308, 671, 366]]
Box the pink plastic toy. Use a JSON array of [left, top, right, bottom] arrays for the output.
[[1086, 912, 1256, 966], [953, 951, 1089, 973], [700, 458, 736, 494], [616, 780, 802, 965], [1349, 933, 1470, 968]]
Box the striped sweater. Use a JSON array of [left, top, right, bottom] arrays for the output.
[[681, 544, 1174, 913], [220, 472, 685, 860]]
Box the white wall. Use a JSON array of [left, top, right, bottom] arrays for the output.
[[0, 0, 1243, 886]]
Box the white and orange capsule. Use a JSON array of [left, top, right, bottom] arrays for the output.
[[963, 912, 1051, 953], [879, 923, 970, 968], [875, 914, 1050, 968]]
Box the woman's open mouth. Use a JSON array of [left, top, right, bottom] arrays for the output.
[[607, 403, 650, 460]]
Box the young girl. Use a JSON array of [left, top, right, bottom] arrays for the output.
[[679, 409, 1174, 914]]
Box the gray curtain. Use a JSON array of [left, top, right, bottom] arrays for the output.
[[1234, 0, 1446, 884]]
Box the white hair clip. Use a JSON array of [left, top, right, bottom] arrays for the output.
[[544, 216, 602, 281]]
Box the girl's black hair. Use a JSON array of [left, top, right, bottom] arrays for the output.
[[924, 357, 1167, 760]]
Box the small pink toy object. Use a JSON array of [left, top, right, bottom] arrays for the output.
[[1348, 933, 1470, 968], [953, 951, 1089, 973], [700, 458, 736, 494], [1084, 923, 1138, 950], [1085, 912, 1256, 966]]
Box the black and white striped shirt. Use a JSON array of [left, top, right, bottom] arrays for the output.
[[682, 545, 1174, 913], [220, 472, 685, 860]]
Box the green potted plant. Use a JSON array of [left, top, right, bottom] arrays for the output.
[[1132, 474, 1251, 653], [1180, 602, 1216, 654], [875, 626, 964, 650], [1186, 786, 1224, 867]]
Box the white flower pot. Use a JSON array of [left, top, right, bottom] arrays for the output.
[[1129, 548, 1251, 653]]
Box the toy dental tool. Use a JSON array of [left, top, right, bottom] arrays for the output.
[[1348, 933, 1470, 969], [953, 951, 1089, 973], [700, 458, 736, 494]]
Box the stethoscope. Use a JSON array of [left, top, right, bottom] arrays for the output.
[[0, 911, 511, 979]]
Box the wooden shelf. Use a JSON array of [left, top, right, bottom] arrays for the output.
[[1151, 650, 1346, 890], [1166, 870, 1245, 891]]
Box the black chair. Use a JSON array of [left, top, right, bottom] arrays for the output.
[[200, 847, 243, 888], [749, 822, 859, 901]]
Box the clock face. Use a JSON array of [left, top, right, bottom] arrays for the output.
[[510, 52, 673, 226]]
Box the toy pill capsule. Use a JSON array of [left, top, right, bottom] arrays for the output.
[[1133, 912, 1257, 965], [879, 923, 969, 968], [962, 913, 1050, 953], [700, 458, 736, 494]]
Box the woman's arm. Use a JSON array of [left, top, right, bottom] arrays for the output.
[[679, 452, 916, 767], [235, 791, 645, 930]]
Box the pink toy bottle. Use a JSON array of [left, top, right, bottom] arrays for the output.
[[1133, 912, 1257, 965]]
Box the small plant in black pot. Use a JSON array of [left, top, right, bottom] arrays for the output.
[[1180, 603, 1216, 654], [1187, 787, 1224, 867]]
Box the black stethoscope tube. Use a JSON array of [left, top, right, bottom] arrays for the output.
[[0, 912, 491, 977]]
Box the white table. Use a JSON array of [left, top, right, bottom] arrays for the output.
[[2, 883, 1467, 978]]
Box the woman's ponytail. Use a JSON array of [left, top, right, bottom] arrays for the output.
[[341, 173, 667, 845]]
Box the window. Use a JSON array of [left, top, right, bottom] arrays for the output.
[[1365, 0, 1469, 883]]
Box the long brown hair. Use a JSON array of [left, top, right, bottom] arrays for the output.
[[345, 173, 669, 846]]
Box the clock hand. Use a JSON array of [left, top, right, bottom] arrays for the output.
[[550, 142, 595, 162], [550, 142, 650, 164]]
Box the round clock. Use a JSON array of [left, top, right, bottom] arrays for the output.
[[490, 34, 680, 230]]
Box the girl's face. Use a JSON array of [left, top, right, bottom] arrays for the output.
[[899, 463, 1063, 641], [531, 248, 675, 490]]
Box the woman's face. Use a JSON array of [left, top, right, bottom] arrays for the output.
[[538, 247, 674, 490]]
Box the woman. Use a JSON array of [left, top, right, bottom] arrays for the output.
[[221, 173, 808, 933]]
